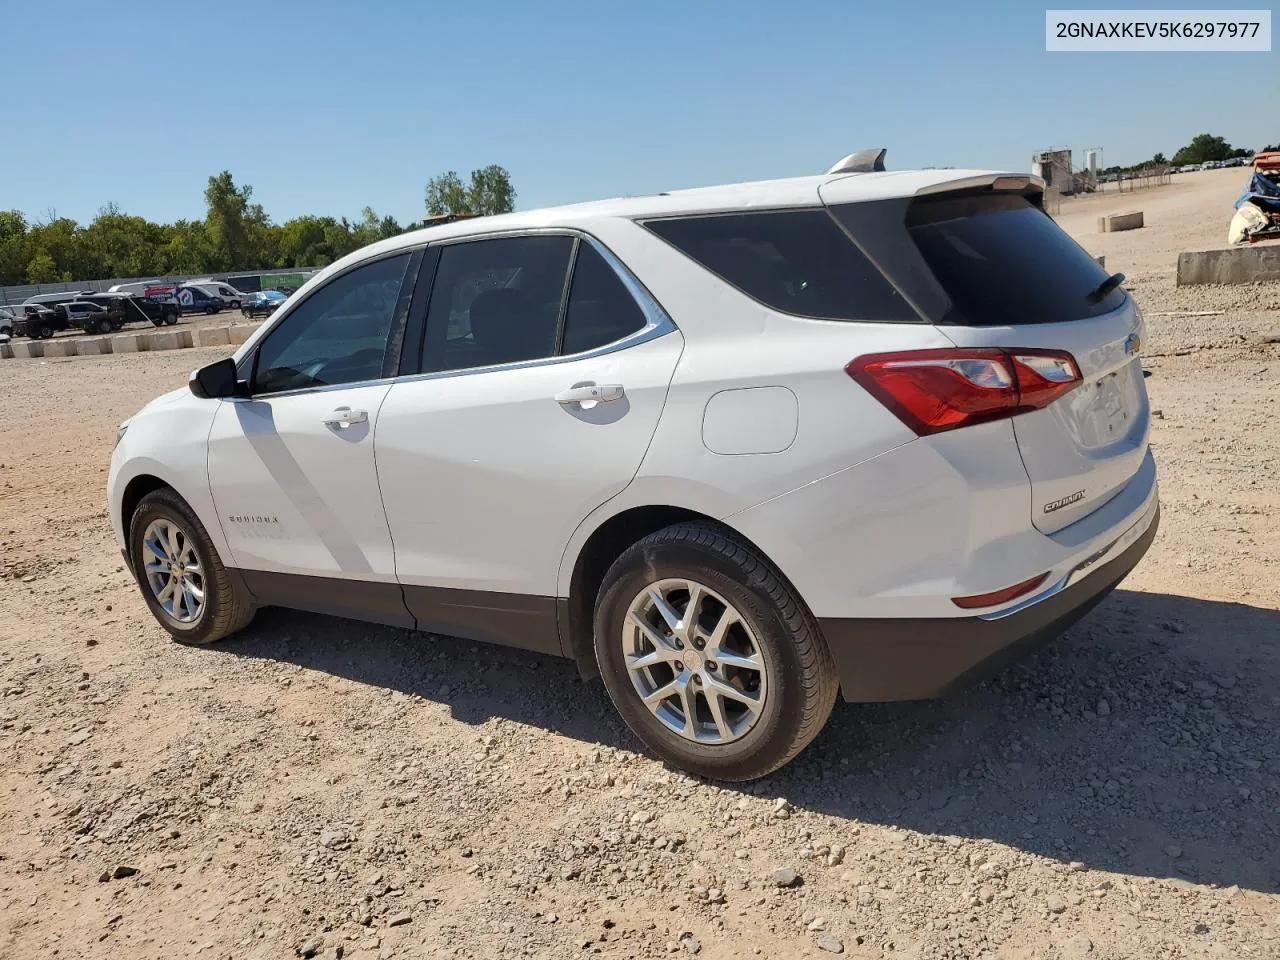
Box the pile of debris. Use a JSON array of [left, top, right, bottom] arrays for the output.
[[1228, 152, 1280, 244]]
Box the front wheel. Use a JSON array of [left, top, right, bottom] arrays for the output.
[[593, 523, 838, 781], [163, 313, 178, 326], [128, 487, 256, 645], [95, 316, 114, 335]]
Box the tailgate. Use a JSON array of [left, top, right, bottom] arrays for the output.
[[822, 176, 1151, 535], [944, 304, 1149, 532]]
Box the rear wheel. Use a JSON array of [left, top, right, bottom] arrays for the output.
[[593, 523, 838, 781], [128, 487, 255, 645], [33, 323, 54, 340], [163, 313, 178, 326], [95, 316, 113, 335]]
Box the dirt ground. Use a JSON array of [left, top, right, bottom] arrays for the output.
[[1, 169, 1277, 960]]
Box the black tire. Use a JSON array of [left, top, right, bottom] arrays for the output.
[[31, 323, 53, 340], [111, 319, 124, 331], [206, 305, 217, 315], [95, 316, 113, 335], [593, 523, 838, 781], [127, 487, 256, 645], [229, 300, 240, 310], [163, 313, 179, 326]]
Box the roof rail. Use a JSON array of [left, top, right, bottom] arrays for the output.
[[826, 148, 887, 174]]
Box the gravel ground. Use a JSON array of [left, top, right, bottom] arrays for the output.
[[1, 169, 1277, 960]]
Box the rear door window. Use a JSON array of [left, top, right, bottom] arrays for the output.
[[420, 236, 574, 373], [644, 210, 915, 322], [905, 193, 1125, 326], [561, 244, 648, 354]]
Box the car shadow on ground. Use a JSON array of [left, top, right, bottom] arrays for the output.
[[220, 588, 1280, 894]]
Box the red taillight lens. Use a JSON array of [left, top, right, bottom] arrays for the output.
[[846, 348, 1081, 435], [952, 572, 1049, 610]]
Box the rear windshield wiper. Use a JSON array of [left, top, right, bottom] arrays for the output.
[[1086, 272, 1126, 304]]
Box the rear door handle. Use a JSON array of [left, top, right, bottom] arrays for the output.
[[555, 384, 624, 409], [322, 406, 368, 427]]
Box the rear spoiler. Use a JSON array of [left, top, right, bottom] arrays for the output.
[[914, 173, 1045, 197]]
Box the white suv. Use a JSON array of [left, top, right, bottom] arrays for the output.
[[109, 156, 1158, 780]]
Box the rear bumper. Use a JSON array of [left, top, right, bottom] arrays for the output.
[[821, 502, 1159, 702]]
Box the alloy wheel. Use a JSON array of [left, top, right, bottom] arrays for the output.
[[622, 578, 767, 744], [141, 518, 205, 624]]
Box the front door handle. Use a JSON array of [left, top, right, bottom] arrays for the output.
[[555, 384, 624, 409], [322, 406, 368, 427]]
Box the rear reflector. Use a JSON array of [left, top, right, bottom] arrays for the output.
[[846, 348, 1082, 435], [951, 572, 1049, 610]]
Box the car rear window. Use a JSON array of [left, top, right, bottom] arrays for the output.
[[643, 210, 917, 322], [906, 192, 1125, 325]]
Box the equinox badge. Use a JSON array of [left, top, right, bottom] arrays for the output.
[[1044, 490, 1086, 514]]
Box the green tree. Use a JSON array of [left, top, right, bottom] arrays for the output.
[[378, 214, 402, 239], [203, 171, 261, 270], [425, 165, 516, 217], [0, 210, 29, 286], [27, 217, 89, 280], [26, 250, 60, 283], [1171, 134, 1235, 166], [1151, 153, 1167, 165]]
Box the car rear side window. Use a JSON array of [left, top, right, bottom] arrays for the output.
[[561, 244, 648, 354], [421, 235, 574, 373], [906, 193, 1125, 325], [643, 210, 915, 322]]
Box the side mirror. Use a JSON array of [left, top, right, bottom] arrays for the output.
[[189, 357, 248, 399]]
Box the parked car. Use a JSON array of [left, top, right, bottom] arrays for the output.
[[240, 290, 288, 319], [78, 292, 179, 328], [0, 306, 15, 338], [175, 285, 225, 316], [109, 156, 1158, 781], [5, 303, 59, 339], [59, 301, 115, 333], [186, 280, 247, 310]]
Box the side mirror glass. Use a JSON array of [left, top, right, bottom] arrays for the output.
[[189, 357, 247, 399]]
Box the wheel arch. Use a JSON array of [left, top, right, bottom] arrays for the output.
[[560, 503, 788, 679], [113, 456, 231, 574]]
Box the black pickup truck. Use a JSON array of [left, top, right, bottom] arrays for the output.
[[15, 294, 179, 338]]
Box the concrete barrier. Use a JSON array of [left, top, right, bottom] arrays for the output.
[[76, 337, 111, 357], [42, 339, 76, 358], [1098, 211, 1144, 233], [192, 325, 231, 347], [147, 330, 182, 351], [1, 320, 258, 361], [112, 333, 141, 353], [1177, 244, 1280, 286]]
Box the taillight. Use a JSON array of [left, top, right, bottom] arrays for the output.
[[846, 348, 1081, 435], [952, 572, 1049, 610]]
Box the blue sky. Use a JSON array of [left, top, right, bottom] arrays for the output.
[[1, 0, 1273, 226]]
